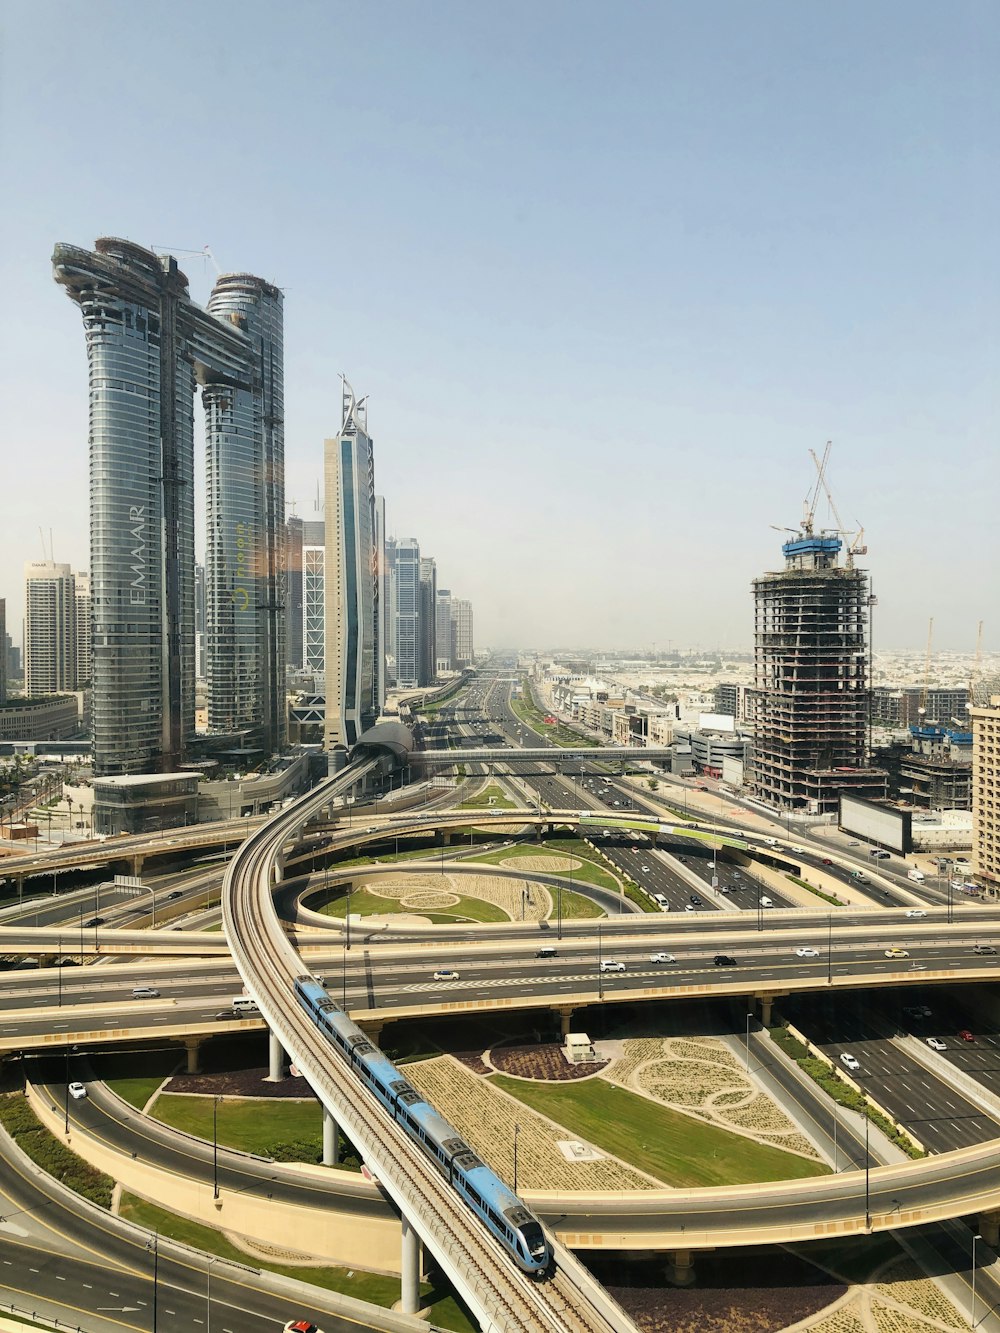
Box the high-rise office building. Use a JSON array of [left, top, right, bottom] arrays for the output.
[[418, 557, 437, 686], [0, 600, 6, 705], [391, 538, 421, 688], [24, 561, 77, 696], [436, 589, 453, 674], [203, 273, 285, 753], [54, 237, 284, 773], [970, 694, 1000, 892], [302, 521, 326, 677], [451, 598, 475, 668], [194, 564, 207, 680], [748, 530, 884, 813], [324, 379, 379, 754], [374, 496, 387, 712], [285, 516, 305, 671], [74, 571, 92, 687]]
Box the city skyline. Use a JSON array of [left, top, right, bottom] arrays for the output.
[[1, 3, 996, 656]]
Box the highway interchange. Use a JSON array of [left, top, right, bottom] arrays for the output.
[[0, 665, 999, 1328]]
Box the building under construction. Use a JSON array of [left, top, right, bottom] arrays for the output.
[[750, 521, 887, 815]]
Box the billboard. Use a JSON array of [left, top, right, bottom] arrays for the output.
[[838, 794, 912, 853], [699, 712, 736, 733]]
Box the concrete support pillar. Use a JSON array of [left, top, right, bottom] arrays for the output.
[[979, 1211, 1000, 1249], [322, 1105, 340, 1166], [132, 855, 144, 876], [556, 1006, 575, 1039], [272, 854, 284, 885], [758, 995, 774, 1027], [360, 1018, 385, 1044], [184, 1037, 202, 1074], [266, 1028, 285, 1082], [399, 1215, 420, 1315], [666, 1248, 696, 1287]]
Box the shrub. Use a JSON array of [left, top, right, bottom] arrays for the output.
[[0, 1092, 115, 1207]]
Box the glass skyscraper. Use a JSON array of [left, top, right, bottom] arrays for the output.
[[203, 273, 286, 754], [53, 237, 284, 774], [323, 378, 379, 755]]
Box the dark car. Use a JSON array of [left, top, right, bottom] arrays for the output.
[[958, 1029, 976, 1043], [689, 894, 703, 906], [83, 916, 105, 928], [166, 890, 184, 900], [713, 954, 737, 967]]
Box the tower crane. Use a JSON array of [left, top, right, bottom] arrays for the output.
[[808, 444, 867, 567], [151, 244, 222, 276], [918, 617, 934, 723]]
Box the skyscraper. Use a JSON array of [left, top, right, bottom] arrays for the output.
[[391, 538, 421, 688], [749, 530, 884, 813], [74, 571, 92, 687], [24, 561, 76, 696], [284, 516, 304, 671], [418, 557, 437, 686], [302, 521, 326, 677], [451, 598, 475, 669], [0, 600, 6, 706], [436, 589, 453, 674], [203, 273, 286, 753], [194, 564, 207, 680], [970, 692, 1000, 892], [323, 379, 379, 755], [374, 496, 387, 712], [54, 237, 284, 773]]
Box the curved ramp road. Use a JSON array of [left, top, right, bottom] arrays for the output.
[[222, 769, 630, 1333]]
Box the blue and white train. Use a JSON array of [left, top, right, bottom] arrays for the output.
[[293, 974, 552, 1276]]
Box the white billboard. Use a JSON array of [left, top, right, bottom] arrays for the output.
[[839, 795, 911, 853], [699, 712, 735, 733]]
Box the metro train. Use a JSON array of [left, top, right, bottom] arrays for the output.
[[293, 974, 552, 1276]]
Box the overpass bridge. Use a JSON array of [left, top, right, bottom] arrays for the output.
[[417, 747, 670, 766]]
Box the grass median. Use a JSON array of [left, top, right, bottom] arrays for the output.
[[489, 1075, 829, 1187]]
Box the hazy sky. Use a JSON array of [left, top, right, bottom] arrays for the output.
[[1, 1, 996, 655]]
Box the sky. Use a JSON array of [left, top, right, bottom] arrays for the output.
[[0, 1, 996, 656]]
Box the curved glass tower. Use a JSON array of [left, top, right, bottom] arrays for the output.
[[54, 238, 284, 774], [203, 274, 286, 754]]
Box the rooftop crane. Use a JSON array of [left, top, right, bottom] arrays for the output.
[[150, 244, 222, 276], [918, 617, 935, 723], [808, 444, 867, 567]]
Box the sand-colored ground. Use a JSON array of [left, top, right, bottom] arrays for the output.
[[363, 872, 552, 922], [404, 1055, 658, 1191], [607, 1037, 821, 1161], [799, 1255, 965, 1332]]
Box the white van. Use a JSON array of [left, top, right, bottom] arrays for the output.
[[231, 996, 260, 1014], [761, 837, 778, 847], [907, 869, 925, 882], [759, 896, 773, 908]]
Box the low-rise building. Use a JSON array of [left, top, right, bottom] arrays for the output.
[[0, 695, 81, 743]]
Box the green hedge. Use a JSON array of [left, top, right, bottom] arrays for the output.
[[768, 1027, 923, 1159], [785, 874, 841, 906], [0, 1092, 115, 1207]]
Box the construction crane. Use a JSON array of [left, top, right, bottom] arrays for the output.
[[918, 617, 935, 723], [808, 444, 867, 567], [150, 244, 222, 276]]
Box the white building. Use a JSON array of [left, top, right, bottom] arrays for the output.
[[24, 561, 76, 695]]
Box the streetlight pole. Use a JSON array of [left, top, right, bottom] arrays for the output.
[[64, 1045, 70, 1135], [827, 913, 833, 985], [598, 923, 604, 1001], [745, 1013, 753, 1071], [147, 1231, 159, 1333], [212, 1096, 220, 1201], [864, 1114, 871, 1229], [972, 1232, 982, 1328], [207, 1255, 217, 1333], [513, 1122, 519, 1193]]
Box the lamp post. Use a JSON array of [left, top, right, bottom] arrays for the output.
[[146, 1231, 159, 1333], [864, 1114, 871, 1229], [212, 1096, 220, 1201], [513, 1122, 520, 1193], [972, 1231, 982, 1328], [63, 1044, 71, 1135], [206, 1255, 217, 1333], [598, 923, 604, 1001], [745, 1013, 753, 1071], [827, 913, 833, 985]]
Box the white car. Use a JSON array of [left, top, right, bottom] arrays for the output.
[[839, 1053, 860, 1072], [905, 909, 927, 919], [640, 865, 651, 873], [649, 952, 675, 964], [795, 947, 819, 958], [68, 1082, 87, 1100], [432, 969, 460, 981], [599, 960, 625, 973], [926, 1037, 947, 1051]]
